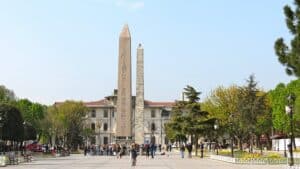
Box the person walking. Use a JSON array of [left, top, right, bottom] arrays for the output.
[[145, 144, 150, 159], [200, 142, 204, 158], [131, 144, 138, 167], [84, 146, 88, 156], [116, 144, 121, 159], [187, 143, 192, 158], [150, 143, 155, 159], [180, 144, 185, 158]]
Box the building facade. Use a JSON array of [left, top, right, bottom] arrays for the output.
[[83, 93, 173, 146]]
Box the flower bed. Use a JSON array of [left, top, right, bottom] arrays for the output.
[[210, 154, 288, 165]]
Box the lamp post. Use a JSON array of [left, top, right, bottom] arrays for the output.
[[23, 121, 27, 156], [214, 120, 219, 155], [285, 93, 296, 166], [0, 117, 3, 155], [229, 113, 234, 158]]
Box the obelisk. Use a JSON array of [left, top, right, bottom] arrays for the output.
[[116, 24, 132, 139], [135, 43, 144, 144]]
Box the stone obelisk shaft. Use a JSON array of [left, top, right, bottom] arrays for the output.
[[116, 24, 132, 137], [135, 43, 144, 144]]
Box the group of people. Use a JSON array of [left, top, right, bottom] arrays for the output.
[[84, 144, 128, 157], [179, 143, 193, 158]]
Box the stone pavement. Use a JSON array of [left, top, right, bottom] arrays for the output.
[[5, 152, 288, 169]]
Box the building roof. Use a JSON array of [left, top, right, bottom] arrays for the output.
[[144, 100, 174, 108], [55, 98, 175, 108], [84, 99, 110, 107]]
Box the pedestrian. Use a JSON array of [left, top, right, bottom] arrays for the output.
[[200, 142, 204, 158], [131, 144, 138, 166], [158, 144, 161, 152], [145, 144, 150, 159], [84, 146, 88, 156], [150, 143, 155, 159], [187, 143, 192, 158], [169, 143, 172, 152], [116, 144, 121, 159], [180, 144, 185, 158]]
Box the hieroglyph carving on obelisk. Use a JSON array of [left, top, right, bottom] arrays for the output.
[[116, 24, 132, 137]]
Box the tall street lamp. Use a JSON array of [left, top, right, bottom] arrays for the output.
[[229, 113, 234, 158], [285, 93, 296, 166], [0, 117, 3, 155], [214, 120, 219, 155], [23, 121, 27, 155]]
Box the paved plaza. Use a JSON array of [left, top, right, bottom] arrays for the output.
[[5, 152, 289, 169]]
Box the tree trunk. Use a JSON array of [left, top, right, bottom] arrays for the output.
[[293, 137, 296, 150], [249, 134, 253, 153], [195, 135, 198, 156], [239, 138, 243, 151]]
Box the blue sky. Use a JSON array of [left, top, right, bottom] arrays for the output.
[[0, 0, 296, 105]]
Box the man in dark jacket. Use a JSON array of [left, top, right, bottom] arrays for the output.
[[131, 144, 138, 166], [187, 143, 192, 158]]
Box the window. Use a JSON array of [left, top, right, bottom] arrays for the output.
[[91, 123, 95, 131], [103, 137, 108, 144], [112, 111, 114, 118], [91, 136, 96, 144], [151, 123, 156, 131], [91, 110, 96, 118], [103, 123, 108, 131], [104, 110, 108, 118], [161, 110, 170, 117], [151, 110, 156, 118]]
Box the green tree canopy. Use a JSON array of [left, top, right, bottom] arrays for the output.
[[269, 79, 300, 136], [275, 0, 300, 77], [47, 101, 88, 150], [0, 103, 24, 141], [166, 85, 214, 156], [0, 85, 15, 103], [15, 99, 46, 141]]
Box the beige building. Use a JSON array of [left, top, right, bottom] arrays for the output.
[[83, 92, 173, 145]]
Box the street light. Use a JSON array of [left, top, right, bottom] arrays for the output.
[[0, 117, 3, 155], [214, 120, 219, 155], [229, 113, 234, 158], [23, 121, 27, 156], [285, 93, 296, 166]]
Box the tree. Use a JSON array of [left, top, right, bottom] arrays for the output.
[[15, 99, 46, 141], [0, 85, 15, 103], [0, 103, 24, 142], [268, 83, 290, 134], [238, 75, 269, 153], [274, 0, 300, 77], [48, 101, 88, 150], [166, 85, 214, 156], [202, 85, 240, 129], [269, 79, 300, 140]]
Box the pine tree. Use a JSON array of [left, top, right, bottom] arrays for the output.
[[275, 0, 300, 77]]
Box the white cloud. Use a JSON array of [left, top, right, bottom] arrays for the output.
[[115, 0, 144, 10]]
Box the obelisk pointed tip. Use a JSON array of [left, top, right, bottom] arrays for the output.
[[138, 43, 143, 49], [120, 24, 131, 37]]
